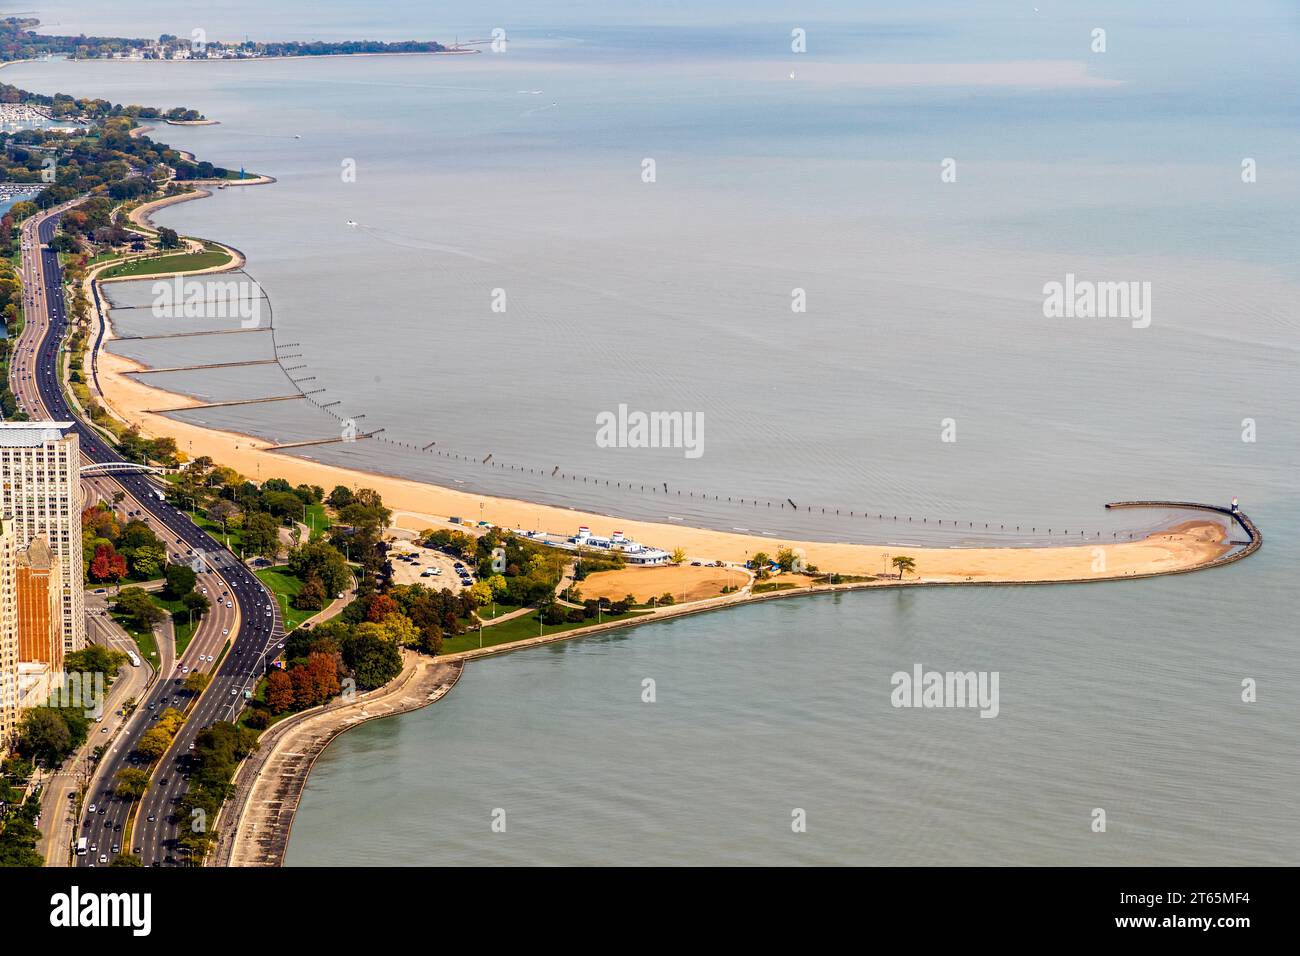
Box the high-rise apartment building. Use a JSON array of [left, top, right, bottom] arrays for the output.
[[16, 536, 62, 673], [0, 422, 84, 655], [0, 519, 18, 750]]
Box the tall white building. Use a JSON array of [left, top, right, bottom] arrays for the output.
[[0, 422, 85, 655], [0, 519, 18, 750]]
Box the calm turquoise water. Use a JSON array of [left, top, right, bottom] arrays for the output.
[[284, 575, 1297, 866], [10, 1, 1298, 864]]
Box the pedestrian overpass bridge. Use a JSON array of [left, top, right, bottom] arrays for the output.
[[79, 461, 166, 476]]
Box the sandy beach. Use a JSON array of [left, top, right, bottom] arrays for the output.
[[94, 350, 1230, 580], [76, 174, 1242, 584]]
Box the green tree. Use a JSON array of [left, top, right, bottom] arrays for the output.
[[287, 539, 350, 596], [292, 573, 326, 611], [0, 814, 43, 867], [113, 587, 165, 631], [355, 615, 420, 647], [180, 590, 210, 619], [65, 645, 127, 678], [468, 580, 492, 607], [343, 631, 403, 689], [15, 708, 72, 765], [163, 562, 197, 598], [135, 726, 172, 761], [242, 512, 281, 561], [115, 766, 152, 800], [130, 544, 166, 579], [325, 485, 354, 509], [891, 555, 916, 580]]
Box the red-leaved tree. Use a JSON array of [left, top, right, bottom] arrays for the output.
[[89, 543, 127, 583]]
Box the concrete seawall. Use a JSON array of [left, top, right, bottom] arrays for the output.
[[211, 655, 463, 867], [1103, 500, 1261, 574]]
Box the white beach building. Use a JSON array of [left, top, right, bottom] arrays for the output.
[[569, 527, 671, 565]]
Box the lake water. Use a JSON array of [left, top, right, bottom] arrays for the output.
[[8, 0, 1298, 864]]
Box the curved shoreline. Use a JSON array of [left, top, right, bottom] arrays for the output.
[[90, 296, 1238, 577], [221, 501, 1258, 867], [84, 170, 1241, 579], [212, 655, 463, 867], [88, 158, 1268, 870], [96, 340, 1238, 578]]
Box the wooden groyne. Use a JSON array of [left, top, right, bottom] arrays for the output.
[[147, 394, 304, 413]]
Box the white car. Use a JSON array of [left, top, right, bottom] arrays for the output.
[[226, 602, 233, 609], [206, 655, 214, 662], [222, 628, 228, 635]]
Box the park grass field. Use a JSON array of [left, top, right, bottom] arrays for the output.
[[99, 247, 232, 279]]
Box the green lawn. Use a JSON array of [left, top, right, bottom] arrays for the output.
[[303, 503, 331, 539], [752, 582, 799, 593], [441, 608, 651, 655], [150, 593, 200, 655], [86, 249, 133, 267], [192, 513, 244, 554], [255, 568, 316, 632], [107, 609, 160, 664], [98, 247, 232, 279], [475, 600, 523, 622]]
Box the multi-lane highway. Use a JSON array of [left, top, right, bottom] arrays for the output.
[[14, 204, 285, 866]]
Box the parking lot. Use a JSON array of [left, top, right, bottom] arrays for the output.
[[387, 541, 472, 592]]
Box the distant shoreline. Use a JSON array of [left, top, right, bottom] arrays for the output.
[[3, 49, 478, 71]]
